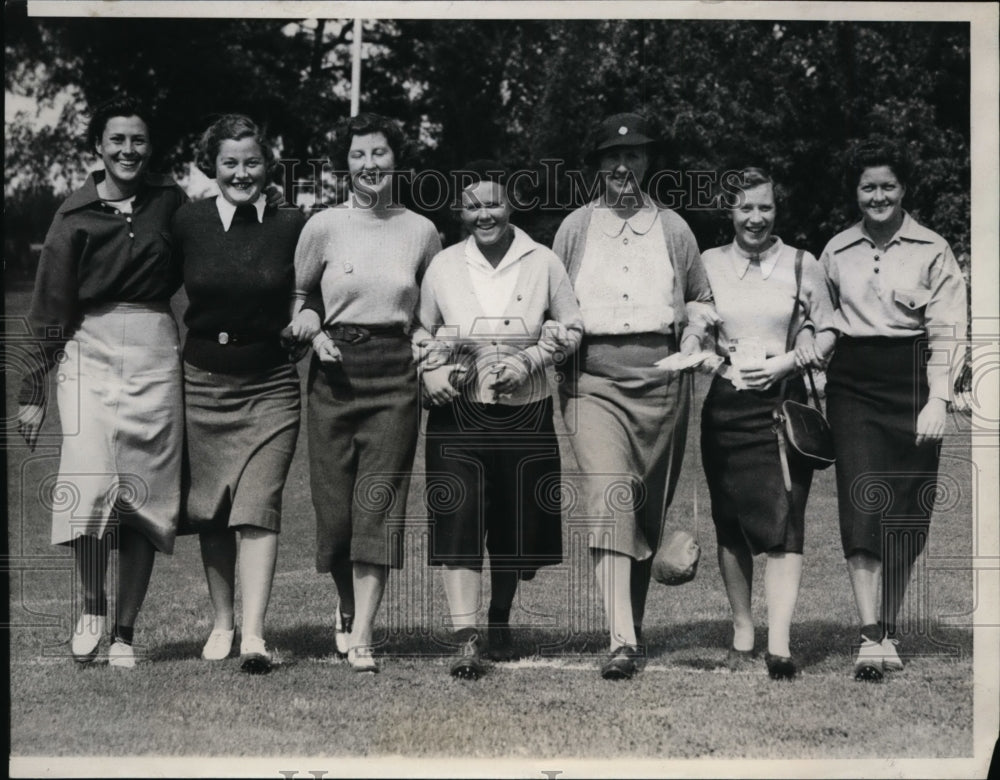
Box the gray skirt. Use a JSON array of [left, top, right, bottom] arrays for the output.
[[558, 333, 690, 560], [52, 302, 182, 553], [181, 361, 301, 534]]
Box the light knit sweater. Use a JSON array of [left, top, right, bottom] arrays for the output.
[[293, 201, 442, 330]]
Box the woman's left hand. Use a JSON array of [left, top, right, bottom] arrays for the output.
[[740, 353, 796, 391], [488, 357, 530, 395], [915, 397, 948, 446]]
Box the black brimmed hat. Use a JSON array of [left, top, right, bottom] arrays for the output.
[[585, 112, 659, 162]]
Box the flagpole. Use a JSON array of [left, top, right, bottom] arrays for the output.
[[350, 18, 362, 117]]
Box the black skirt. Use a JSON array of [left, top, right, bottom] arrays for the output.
[[700, 374, 812, 555], [424, 396, 563, 571], [826, 335, 940, 559]]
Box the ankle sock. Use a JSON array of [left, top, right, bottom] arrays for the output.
[[860, 623, 884, 644], [112, 625, 134, 645]]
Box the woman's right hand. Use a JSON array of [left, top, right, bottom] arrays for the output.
[[311, 333, 343, 364], [422, 364, 465, 406], [17, 403, 45, 451], [287, 309, 322, 342]]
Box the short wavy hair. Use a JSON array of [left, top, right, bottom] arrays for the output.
[[717, 166, 779, 211], [843, 137, 913, 195], [330, 112, 413, 171], [196, 114, 273, 179], [86, 95, 154, 151]]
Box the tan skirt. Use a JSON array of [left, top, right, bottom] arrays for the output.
[[52, 302, 182, 553], [559, 333, 690, 560]]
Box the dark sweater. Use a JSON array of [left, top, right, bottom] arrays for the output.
[[172, 198, 305, 373]]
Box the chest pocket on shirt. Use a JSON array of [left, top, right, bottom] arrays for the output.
[[892, 287, 931, 327]]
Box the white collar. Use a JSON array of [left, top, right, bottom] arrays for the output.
[[216, 195, 265, 232], [731, 236, 784, 280], [593, 196, 659, 237], [464, 226, 536, 274]]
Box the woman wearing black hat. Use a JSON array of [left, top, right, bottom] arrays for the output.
[[553, 112, 715, 680], [817, 138, 967, 682]]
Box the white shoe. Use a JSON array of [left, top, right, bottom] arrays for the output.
[[239, 636, 272, 674], [71, 614, 105, 663], [881, 637, 904, 671], [201, 628, 235, 661], [854, 639, 884, 682], [108, 640, 136, 669]]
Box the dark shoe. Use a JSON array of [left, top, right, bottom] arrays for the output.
[[726, 647, 756, 672], [239, 637, 273, 675], [764, 652, 797, 680], [600, 645, 638, 680], [487, 622, 518, 662], [854, 639, 884, 682], [450, 629, 485, 680], [334, 606, 354, 659]]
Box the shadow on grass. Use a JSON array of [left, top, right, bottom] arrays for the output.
[[151, 619, 972, 673]]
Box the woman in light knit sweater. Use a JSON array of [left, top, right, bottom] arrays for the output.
[[287, 113, 442, 673], [699, 167, 835, 680], [173, 115, 305, 674], [552, 113, 715, 680], [416, 161, 583, 679]]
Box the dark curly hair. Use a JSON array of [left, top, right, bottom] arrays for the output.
[[843, 137, 912, 196], [196, 114, 274, 179], [330, 112, 413, 172], [86, 95, 154, 151]]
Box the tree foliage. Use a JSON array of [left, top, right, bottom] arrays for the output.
[[5, 8, 970, 263]]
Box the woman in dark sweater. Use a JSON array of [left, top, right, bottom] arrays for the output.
[[172, 115, 305, 673], [16, 95, 186, 669]]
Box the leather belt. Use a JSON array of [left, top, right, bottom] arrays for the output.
[[325, 324, 404, 345]]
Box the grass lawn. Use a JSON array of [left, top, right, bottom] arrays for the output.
[[4, 282, 990, 777]]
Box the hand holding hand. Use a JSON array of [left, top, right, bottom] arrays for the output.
[[288, 310, 322, 342], [17, 403, 44, 451], [423, 364, 466, 406], [488, 357, 530, 395], [539, 320, 571, 354], [915, 398, 948, 446], [312, 333, 343, 364]]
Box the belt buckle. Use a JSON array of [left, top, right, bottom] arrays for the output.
[[218, 332, 230, 345], [344, 325, 368, 344]]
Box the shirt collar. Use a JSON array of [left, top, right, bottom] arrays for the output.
[[730, 236, 784, 280], [216, 194, 265, 231], [592, 196, 659, 237], [831, 211, 931, 253], [57, 170, 176, 214], [464, 225, 536, 274]]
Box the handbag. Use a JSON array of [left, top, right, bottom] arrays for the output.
[[652, 373, 701, 586], [771, 249, 835, 492]]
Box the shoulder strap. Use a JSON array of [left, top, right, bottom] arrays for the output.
[[784, 248, 805, 353]]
